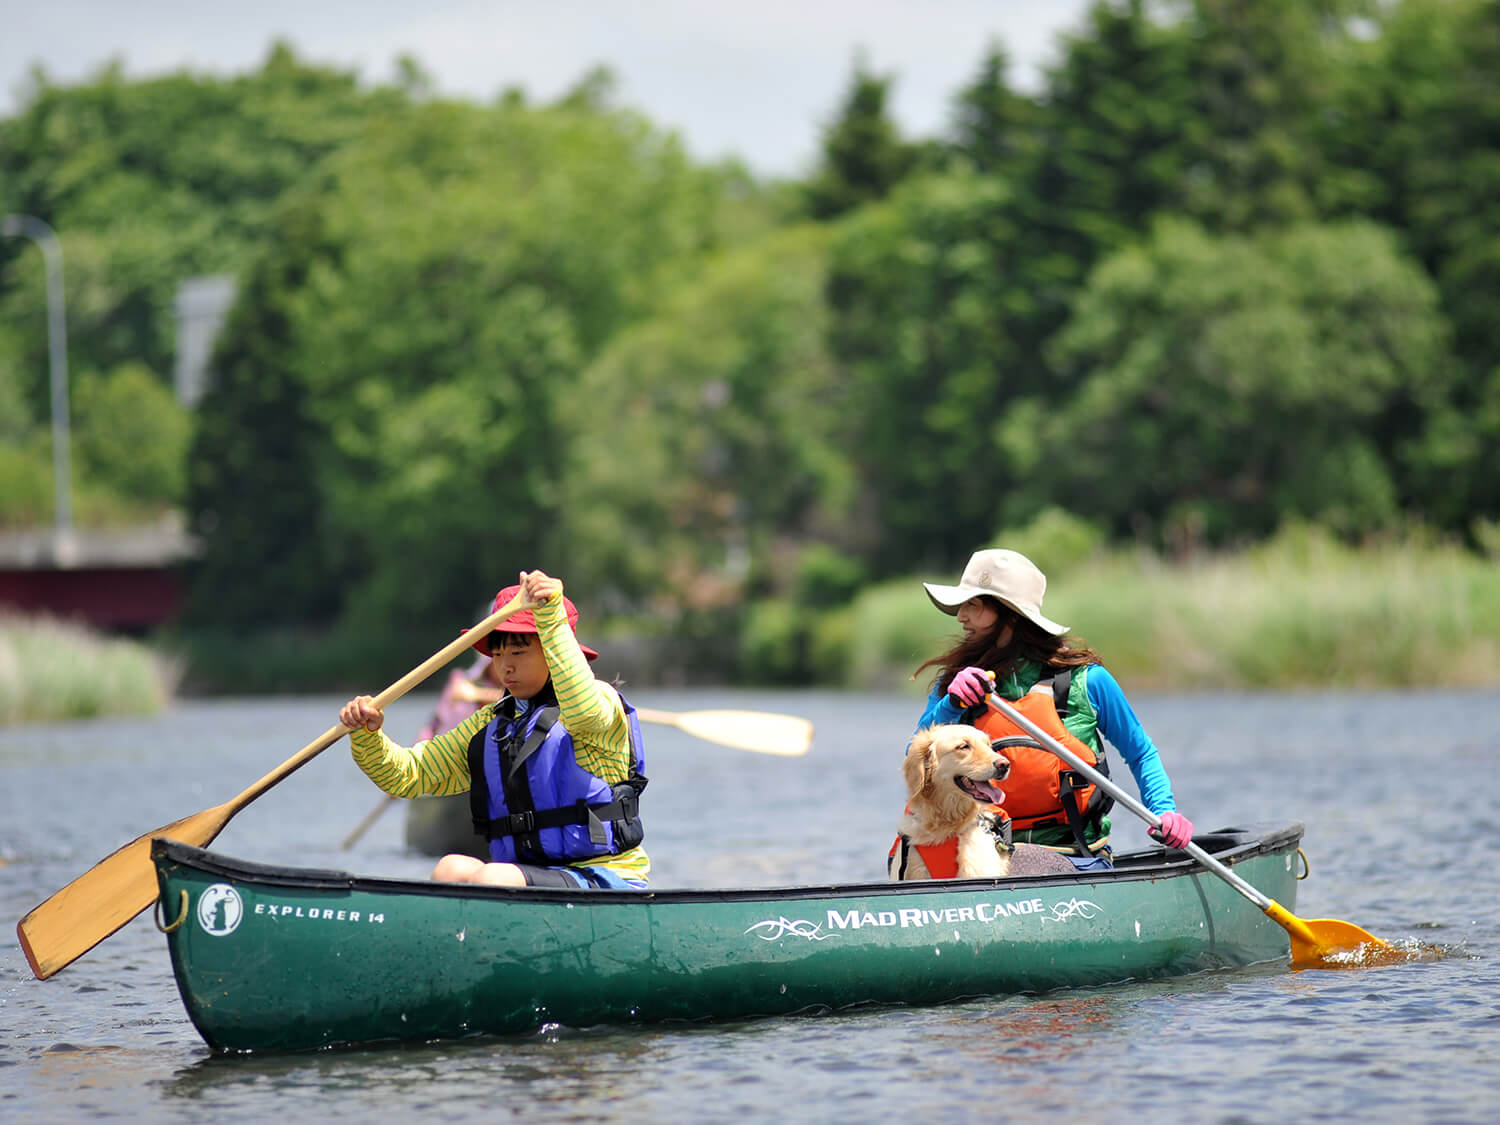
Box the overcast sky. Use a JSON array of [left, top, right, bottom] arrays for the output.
[[1, 1, 1096, 178]]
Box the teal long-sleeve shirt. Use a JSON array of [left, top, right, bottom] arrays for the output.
[[915, 663, 1178, 816]]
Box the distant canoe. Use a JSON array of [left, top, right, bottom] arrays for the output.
[[152, 822, 1304, 1054], [403, 792, 486, 860]]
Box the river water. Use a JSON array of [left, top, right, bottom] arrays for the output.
[[2, 688, 1496, 1123]]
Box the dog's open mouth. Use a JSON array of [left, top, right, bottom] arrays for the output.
[[956, 776, 1005, 804]]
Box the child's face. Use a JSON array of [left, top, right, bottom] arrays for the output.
[[490, 635, 550, 700]]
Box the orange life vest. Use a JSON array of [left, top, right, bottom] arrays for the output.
[[968, 669, 1111, 853], [888, 834, 960, 879], [887, 808, 1008, 880]]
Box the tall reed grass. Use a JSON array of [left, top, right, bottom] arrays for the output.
[[848, 525, 1500, 693], [0, 614, 181, 725]]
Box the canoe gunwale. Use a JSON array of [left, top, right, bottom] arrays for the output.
[[150, 820, 1303, 905]]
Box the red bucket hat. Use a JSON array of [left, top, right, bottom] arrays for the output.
[[470, 585, 600, 661]]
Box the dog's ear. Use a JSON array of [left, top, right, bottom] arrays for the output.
[[903, 729, 938, 798]]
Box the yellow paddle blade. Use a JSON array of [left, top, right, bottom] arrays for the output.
[[16, 803, 233, 980], [635, 708, 813, 756], [1264, 899, 1394, 968]]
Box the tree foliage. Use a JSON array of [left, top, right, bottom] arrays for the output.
[[803, 56, 919, 219], [562, 225, 849, 611], [1017, 219, 1451, 544], [185, 92, 765, 632], [1, 2, 1497, 676]]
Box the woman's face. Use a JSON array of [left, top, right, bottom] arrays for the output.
[[957, 597, 1012, 645]]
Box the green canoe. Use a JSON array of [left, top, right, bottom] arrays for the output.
[[152, 822, 1304, 1054]]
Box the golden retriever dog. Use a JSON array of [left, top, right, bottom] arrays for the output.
[[891, 724, 1078, 880]]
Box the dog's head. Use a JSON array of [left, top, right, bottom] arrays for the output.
[[902, 724, 1010, 827]]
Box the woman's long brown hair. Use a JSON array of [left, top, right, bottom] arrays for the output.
[[915, 597, 1098, 695]]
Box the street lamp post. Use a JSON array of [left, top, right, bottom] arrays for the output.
[[2, 214, 72, 537]]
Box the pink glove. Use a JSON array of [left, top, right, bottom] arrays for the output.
[[948, 666, 991, 707], [1149, 811, 1194, 849]]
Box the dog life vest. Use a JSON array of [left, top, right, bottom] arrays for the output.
[[467, 697, 647, 865], [887, 807, 1011, 880], [964, 668, 1112, 855]]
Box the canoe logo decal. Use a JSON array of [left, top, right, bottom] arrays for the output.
[[1044, 898, 1103, 923], [746, 917, 831, 941], [746, 897, 1105, 940], [196, 884, 245, 937]]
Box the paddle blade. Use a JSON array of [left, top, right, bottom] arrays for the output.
[[1264, 900, 1390, 968], [16, 804, 233, 980], [644, 708, 813, 756]]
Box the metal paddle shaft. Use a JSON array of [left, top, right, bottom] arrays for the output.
[[982, 689, 1388, 965], [16, 595, 527, 980]]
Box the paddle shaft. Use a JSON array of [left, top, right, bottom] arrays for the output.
[[634, 707, 689, 728], [982, 690, 1273, 910], [340, 794, 400, 850], [230, 595, 527, 814], [207, 594, 528, 818]]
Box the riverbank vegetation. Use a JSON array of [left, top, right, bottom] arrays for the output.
[[0, 614, 179, 725], [844, 521, 1500, 694], [5, 518, 1496, 722], [4, 1, 1500, 705], [155, 517, 1499, 699]]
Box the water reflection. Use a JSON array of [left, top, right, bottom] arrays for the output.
[[162, 1025, 668, 1109], [30, 1044, 182, 1117], [934, 994, 1120, 1066]]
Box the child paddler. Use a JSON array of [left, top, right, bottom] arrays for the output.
[[338, 570, 649, 888]]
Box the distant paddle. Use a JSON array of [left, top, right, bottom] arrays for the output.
[[633, 707, 814, 757], [339, 704, 815, 849], [16, 594, 528, 980], [981, 688, 1395, 968]]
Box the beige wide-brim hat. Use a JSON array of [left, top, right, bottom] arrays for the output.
[[922, 548, 1069, 636]]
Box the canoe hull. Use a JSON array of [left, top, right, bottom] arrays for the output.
[[152, 823, 1302, 1053]]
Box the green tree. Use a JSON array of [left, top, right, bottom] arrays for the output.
[[1014, 218, 1454, 546], [0, 44, 407, 416], [186, 93, 753, 633], [73, 362, 192, 505], [1020, 0, 1194, 286], [968, 0, 1200, 413], [803, 55, 917, 219], [1334, 0, 1500, 528], [562, 225, 849, 611], [184, 197, 344, 627], [825, 170, 1035, 573], [949, 42, 1037, 176], [1165, 0, 1373, 230]]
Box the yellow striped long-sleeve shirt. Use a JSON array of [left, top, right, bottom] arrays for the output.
[[350, 594, 649, 883]]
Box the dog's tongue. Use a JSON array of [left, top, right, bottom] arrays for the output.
[[987, 780, 1005, 804]]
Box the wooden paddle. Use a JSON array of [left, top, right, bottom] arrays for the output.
[[340, 704, 815, 849], [981, 688, 1390, 968], [632, 708, 813, 756], [15, 593, 527, 980]]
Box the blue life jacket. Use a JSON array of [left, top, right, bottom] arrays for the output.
[[466, 695, 647, 865]]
